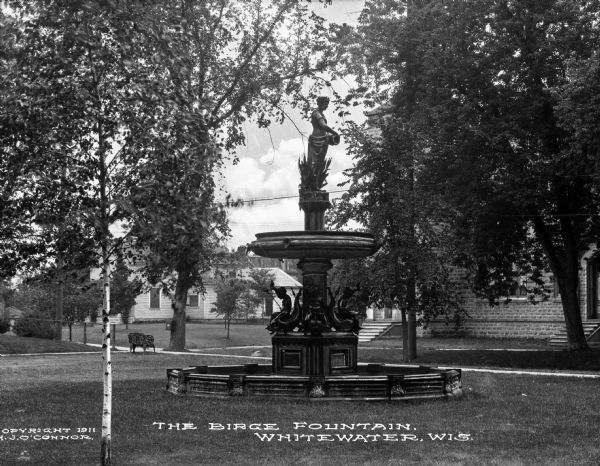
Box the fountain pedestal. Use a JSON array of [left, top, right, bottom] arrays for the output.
[[266, 189, 362, 377], [272, 332, 357, 376], [299, 189, 330, 230]]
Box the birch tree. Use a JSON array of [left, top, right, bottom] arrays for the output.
[[2, 2, 149, 463]]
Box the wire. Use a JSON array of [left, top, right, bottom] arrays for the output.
[[229, 188, 348, 205]]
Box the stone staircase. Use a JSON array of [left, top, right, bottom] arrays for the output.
[[358, 321, 396, 343], [548, 321, 600, 349]]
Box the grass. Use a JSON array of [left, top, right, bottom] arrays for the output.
[[60, 322, 272, 349], [0, 334, 97, 355], [6, 325, 600, 372], [363, 337, 551, 350], [0, 351, 599, 465], [359, 347, 600, 371]]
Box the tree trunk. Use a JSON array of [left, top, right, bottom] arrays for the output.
[[169, 268, 190, 351], [406, 272, 418, 361], [561, 281, 588, 351], [96, 103, 112, 464], [532, 217, 588, 350], [401, 309, 408, 362], [100, 252, 111, 466], [407, 308, 417, 361], [0, 293, 7, 321], [54, 265, 64, 341]]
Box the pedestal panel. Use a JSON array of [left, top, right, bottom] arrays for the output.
[[272, 332, 358, 376]]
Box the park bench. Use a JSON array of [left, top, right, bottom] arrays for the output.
[[128, 332, 155, 353]]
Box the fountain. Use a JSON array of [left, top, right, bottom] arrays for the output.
[[166, 98, 462, 400]]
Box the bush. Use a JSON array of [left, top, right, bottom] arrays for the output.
[[13, 316, 55, 339], [0, 318, 10, 334]]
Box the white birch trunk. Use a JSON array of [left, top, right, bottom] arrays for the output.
[[101, 258, 112, 465]]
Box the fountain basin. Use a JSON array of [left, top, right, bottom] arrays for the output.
[[166, 363, 462, 401], [248, 230, 378, 259]]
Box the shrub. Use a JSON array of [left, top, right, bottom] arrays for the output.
[[13, 316, 55, 339], [0, 318, 10, 334]]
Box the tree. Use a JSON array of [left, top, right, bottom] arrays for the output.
[[2, 2, 338, 462], [117, 0, 332, 351], [245, 268, 275, 318], [211, 277, 247, 339], [63, 280, 103, 323], [1, 2, 155, 462], [0, 281, 12, 322], [329, 120, 464, 361], [338, 0, 600, 351], [331, 1, 468, 359], [110, 257, 142, 328], [210, 267, 273, 338]]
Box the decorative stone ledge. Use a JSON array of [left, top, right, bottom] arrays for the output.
[[166, 364, 463, 401]]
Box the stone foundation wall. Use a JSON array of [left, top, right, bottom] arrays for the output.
[[422, 267, 568, 340], [424, 318, 564, 339]]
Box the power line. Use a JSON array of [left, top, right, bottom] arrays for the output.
[[226, 190, 600, 220], [229, 188, 348, 205]]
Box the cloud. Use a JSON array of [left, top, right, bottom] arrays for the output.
[[223, 136, 359, 248], [227, 197, 304, 248]]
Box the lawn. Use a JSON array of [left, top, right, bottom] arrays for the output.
[[7, 324, 600, 372], [0, 350, 598, 465], [60, 321, 273, 349], [0, 334, 98, 355], [358, 346, 600, 371]]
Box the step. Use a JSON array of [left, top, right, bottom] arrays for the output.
[[358, 321, 399, 342], [548, 322, 600, 348]]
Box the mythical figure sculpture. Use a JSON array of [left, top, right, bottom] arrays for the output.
[[324, 284, 362, 334], [266, 282, 301, 334], [301, 283, 331, 336]]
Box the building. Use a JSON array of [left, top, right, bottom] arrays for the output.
[[247, 254, 301, 282], [424, 249, 599, 340], [129, 266, 301, 323]]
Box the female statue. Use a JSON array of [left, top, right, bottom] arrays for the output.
[[307, 96, 340, 169]]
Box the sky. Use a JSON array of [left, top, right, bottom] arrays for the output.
[[222, 0, 366, 249]]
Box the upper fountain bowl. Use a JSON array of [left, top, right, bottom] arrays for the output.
[[247, 230, 378, 259]]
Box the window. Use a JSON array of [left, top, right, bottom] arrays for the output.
[[507, 279, 528, 299], [150, 288, 161, 309], [549, 275, 560, 299], [188, 294, 199, 308]]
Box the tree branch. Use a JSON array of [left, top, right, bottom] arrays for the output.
[[209, 0, 297, 123]]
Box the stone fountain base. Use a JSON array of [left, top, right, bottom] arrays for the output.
[[165, 362, 462, 401], [166, 334, 463, 401]]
